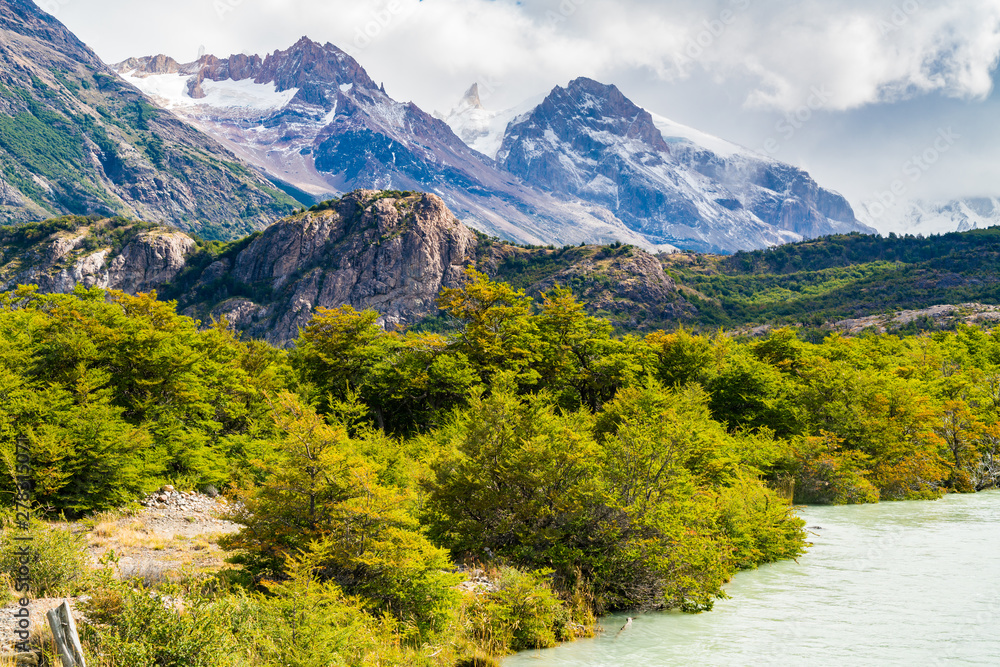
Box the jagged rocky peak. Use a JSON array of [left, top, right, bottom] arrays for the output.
[[256, 36, 377, 92], [499, 77, 670, 163], [434, 81, 509, 153], [491, 76, 872, 252], [496, 77, 672, 196], [116, 36, 378, 104], [461, 83, 483, 110]]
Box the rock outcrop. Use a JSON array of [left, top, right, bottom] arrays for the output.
[[1, 224, 196, 294], [186, 190, 479, 343], [107, 231, 197, 293], [0, 190, 695, 344]]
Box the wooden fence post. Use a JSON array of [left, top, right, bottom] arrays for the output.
[[45, 600, 86, 667]]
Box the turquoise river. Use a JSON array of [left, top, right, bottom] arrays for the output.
[[506, 490, 1000, 666]]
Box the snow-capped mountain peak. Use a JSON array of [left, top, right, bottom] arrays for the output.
[[858, 197, 1000, 236], [436, 84, 545, 159], [486, 77, 871, 252], [116, 42, 873, 254], [114, 46, 670, 251]]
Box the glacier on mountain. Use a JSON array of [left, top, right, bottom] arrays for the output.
[[118, 71, 299, 112]]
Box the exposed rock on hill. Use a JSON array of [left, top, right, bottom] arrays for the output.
[[480, 241, 694, 327], [0, 220, 196, 294], [192, 190, 479, 343], [108, 231, 197, 292], [0, 191, 694, 344]]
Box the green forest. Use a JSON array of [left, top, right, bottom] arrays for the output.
[[666, 227, 1000, 328], [0, 270, 998, 665]]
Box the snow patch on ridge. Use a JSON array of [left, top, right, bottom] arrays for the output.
[[121, 73, 299, 112], [649, 112, 756, 159]]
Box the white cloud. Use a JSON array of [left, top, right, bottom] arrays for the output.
[[36, 0, 1000, 214], [47, 0, 1000, 113]]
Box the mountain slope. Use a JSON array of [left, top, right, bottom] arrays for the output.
[[493, 78, 872, 253], [117, 41, 872, 254], [0, 0, 296, 237], [666, 227, 1000, 329], [1, 190, 691, 344], [115, 41, 661, 251]]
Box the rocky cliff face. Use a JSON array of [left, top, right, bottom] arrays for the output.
[[192, 191, 479, 343], [0, 191, 693, 344], [0, 0, 296, 237], [0, 222, 196, 294], [496, 78, 873, 253]]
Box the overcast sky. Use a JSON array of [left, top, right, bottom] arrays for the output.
[[39, 0, 1000, 227]]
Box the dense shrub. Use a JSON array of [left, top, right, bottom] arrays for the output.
[[462, 567, 586, 653], [0, 521, 88, 597]]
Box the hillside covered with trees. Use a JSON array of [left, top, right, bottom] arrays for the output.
[[0, 266, 998, 664], [666, 228, 1000, 329]]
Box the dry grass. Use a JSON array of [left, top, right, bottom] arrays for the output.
[[86, 519, 168, 552]]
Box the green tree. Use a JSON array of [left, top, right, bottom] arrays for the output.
[[436, 269, 540, 385], [293, 305, 391, 414], [534, 287, 645, 410], [221, 392, 458, 636]]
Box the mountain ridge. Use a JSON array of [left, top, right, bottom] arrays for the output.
[[116, 39, 873, 253], [0, 0, 298, 237], [114, 40, 665, 252], [493, 77, 871, 252]]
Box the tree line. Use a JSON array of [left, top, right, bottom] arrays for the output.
[[0, 270, 997, 663]]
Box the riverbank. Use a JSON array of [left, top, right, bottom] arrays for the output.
[[506, 490, 1000, 666]]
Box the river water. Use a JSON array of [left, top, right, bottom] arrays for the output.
[[506, 490, 1000, 666]]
